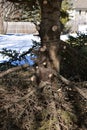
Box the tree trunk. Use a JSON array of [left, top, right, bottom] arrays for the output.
[[38, 0, 62, 72], [0, 1, 5, 34], [0, 15, 4, 34]]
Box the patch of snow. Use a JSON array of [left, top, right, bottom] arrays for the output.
[[0, 34, 40, 65], [60, 33, 77, 41]]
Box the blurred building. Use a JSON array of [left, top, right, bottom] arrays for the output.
[[4, 22, 37, 34], [67, 0, 87, 33]]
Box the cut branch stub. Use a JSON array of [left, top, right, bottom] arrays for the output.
[[63, 46, 66, 49], [40, 45, 47, 52], [43, 62, 47, 67], [43, 0, 48, 5], [48, 73, 53, 79], [30, 75, 36, 82], [52, 25, 58, 32]]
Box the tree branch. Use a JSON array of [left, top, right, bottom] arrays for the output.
[[0, 64, 29, 77]]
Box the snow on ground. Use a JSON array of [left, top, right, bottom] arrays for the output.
[[0, 34, 40, 65], [0, 33, 77, 65], [60, 33, 77, 41]]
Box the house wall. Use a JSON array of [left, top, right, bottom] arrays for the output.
[[67, 9, 87, 33], [67, 0, 87, 33], [75, 10, 87, 24]]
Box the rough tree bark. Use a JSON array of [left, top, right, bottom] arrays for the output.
[[38, 0, 62, 72]]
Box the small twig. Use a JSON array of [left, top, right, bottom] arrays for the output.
[[58, 74, 70, 85], [3, 90, 35, 111], [75, 87, 87, 99], [59, 122, 68, 130]]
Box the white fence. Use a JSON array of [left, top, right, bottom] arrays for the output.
[[4, 22, 37, 34]]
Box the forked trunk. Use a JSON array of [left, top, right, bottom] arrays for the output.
[[38, 0, 62, 72]]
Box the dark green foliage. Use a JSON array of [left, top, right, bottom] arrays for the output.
[[0, 62, 15, 71], [61, 9, 69, 19], [0, 48, 22, 71], [61, 0, 71, 33], [61, 33, 87, 80], [68, 33, 87, 56], [5, 0, 40, 23], [0, 48, 28, 71], [19, 1, 40, 23], [68, 33, 87, 49], [0, 48, 22, 65]]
